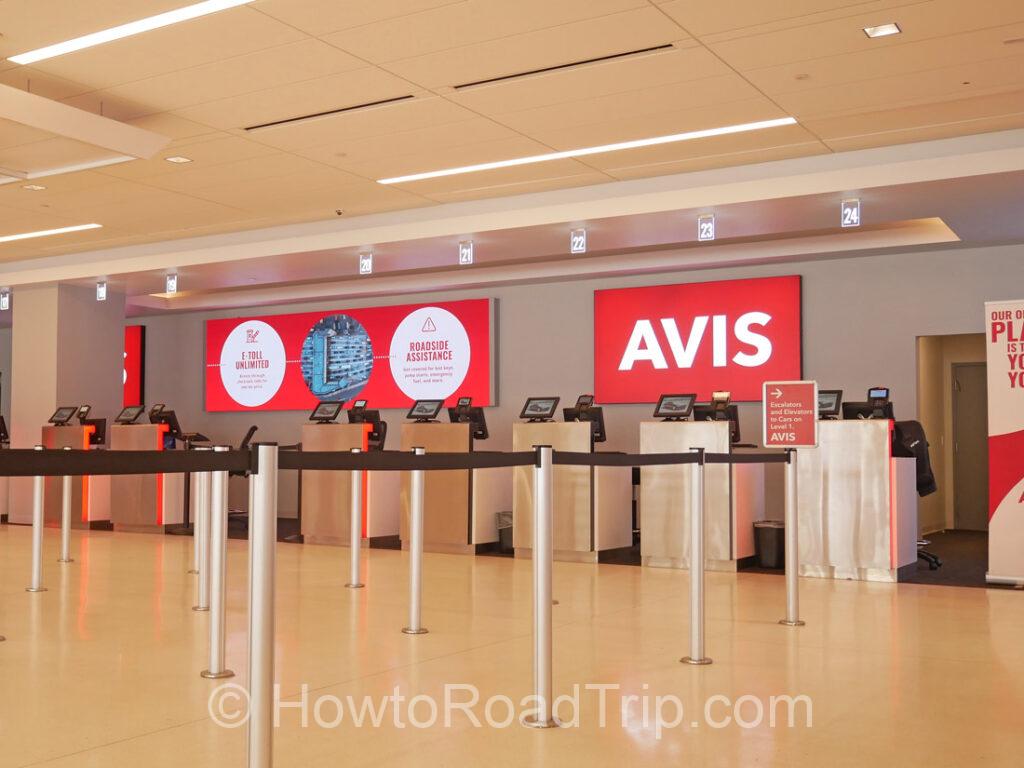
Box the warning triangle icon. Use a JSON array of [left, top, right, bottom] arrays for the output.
[[421, 317, 437, 332]]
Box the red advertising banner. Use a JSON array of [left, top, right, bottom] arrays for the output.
[[205, 299, 493, 412], [762, 380, 818, 448], [594, 276, 802, 402], [123, 325, 145, 407], [985, 299, 1024, 584]]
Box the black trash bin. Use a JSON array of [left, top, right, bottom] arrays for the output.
[[496, 511, 513, 554], [753, 520, 785, 569]]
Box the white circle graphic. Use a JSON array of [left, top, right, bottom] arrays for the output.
[[389, 307, 471, 400], [219, 320, 287, 407]]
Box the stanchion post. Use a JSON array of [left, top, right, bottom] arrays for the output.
[[193, 453, 212, 611], [58, 446, 74, 563], [402, 447, 428, 635], [202, 446, 234, 679], [248, 444, 278, 768], [524, 444, 559, 728], [345, 448, 365, 589], [26, 445, 47, 593], [779, 449, 805, 627], [189, 467, 202, 575], [681, 448, 711, 665]]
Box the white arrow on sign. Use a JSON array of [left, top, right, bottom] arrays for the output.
[[771, 387, 783, 398]]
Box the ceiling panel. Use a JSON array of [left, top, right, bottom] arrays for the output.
[[656, 0, 900, 37], [0, 67, 93, 101], [95, 134, 271, 180], [254, 0, 468, 37], [0, 117, 51, 149], [293, 117, 518, 172], [603, 141, 831, 180], [745, 22, 1024, 96], [0, 137, 124, 173], [418, 167, 613, 202], [513, 96, 789, 151], [322, 0, 650, 63], [705, 0, 1024, 71], [357, 5, 683, 89], [97, 39, 366, 117], [141, 152, 350, 194], [446, 45, 725, 115], [775, 54, 1024, 119], [19, 6, 304, 90], [489, 73, 764, 141], [172, 67, 417, 131], [242, 96, 481, 152]]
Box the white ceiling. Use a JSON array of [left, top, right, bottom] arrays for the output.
[[0, 0, 1022, 261]]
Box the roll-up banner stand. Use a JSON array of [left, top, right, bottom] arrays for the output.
[[985, 299, 1024, 586]]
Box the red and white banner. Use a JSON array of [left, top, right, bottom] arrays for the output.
[[205, 299, 493, 412], [594, 276, 802, 402], [986, 299, 1024, 584]]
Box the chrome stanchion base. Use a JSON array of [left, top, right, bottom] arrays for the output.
[[401, 627, 428, 635], [57, 558, 73, 563], [778, 619, 806, 627], [344, 583, 365, 589], [201, 669, 235, 679], [522, 716, 562, 729], [192, 606, 210, 612], [680, 656, 713, 665], [25, 587, 47, 593]]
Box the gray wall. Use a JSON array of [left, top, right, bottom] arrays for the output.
[[0, 326, 10, 421], [137, 242, 1024, 515]]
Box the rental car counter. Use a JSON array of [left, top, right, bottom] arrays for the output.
[[300, 401, 400, 546], [797, 419, 917, 582], [41, 406, 111, 528], [399, 399, 511, 555], [639, 399, 765, 571], [512, 397, 632, 563]]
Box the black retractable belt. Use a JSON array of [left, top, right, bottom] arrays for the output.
[[553, 451, 702, 467], [0, 448, 252, 478], [278, 449, 537, 473]]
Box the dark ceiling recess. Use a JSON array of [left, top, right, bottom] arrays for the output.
[[244, 94, 416, 131], [453, 44, 675, 90]]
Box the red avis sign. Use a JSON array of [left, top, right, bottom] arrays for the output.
[[762, 381, 818, 448], [594, 276, 802, 402]]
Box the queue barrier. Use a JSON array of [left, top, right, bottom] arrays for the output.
[[0, 442, 803, 768]]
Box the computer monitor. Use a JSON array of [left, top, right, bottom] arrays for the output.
[[563, 395, 606, 444], [693, 402, 741, 444], [521, 397, 559, 421], [407, 399, 444, 422], [447, 398, 489, 440], [150, 408, 184, 443], [842, 387, 894, 420], [82, 418, 106, 446], [149, 403, 165, 419], [310, 401, 344, 424], [818, 390, 843, 419], [76, 405, 91, 423], [48, 406, 79, 426], [348, 400, 387, 450], [0, 415, 8, 444], [115, 405, 145, 425], [654, 393, 696, 420]]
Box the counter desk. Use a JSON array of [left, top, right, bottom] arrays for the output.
[[797, 419, 917, 582], [41, 424, 110, 528], [512, 421, 632, 563], [109, 423, 184, 532], [639, 420, 765, 571]]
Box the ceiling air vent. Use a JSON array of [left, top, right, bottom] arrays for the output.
[[244, 94, 416, 131], [453, 44, 675, 90]]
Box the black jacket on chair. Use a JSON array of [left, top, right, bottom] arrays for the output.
[[892, 420, 938, 497]]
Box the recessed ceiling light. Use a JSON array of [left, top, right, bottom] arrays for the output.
[[22, 184, 46, 191], [165, 156, 193, 164], [8, 0, 255, 65], [863, 22, 901, 38], [0, 223, 102, 244], [377, 117, 798, 185]]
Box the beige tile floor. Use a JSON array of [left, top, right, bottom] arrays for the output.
[[1, 523, 1023, 767]]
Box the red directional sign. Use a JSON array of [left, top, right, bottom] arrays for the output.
[[762, 381, 819, 448]]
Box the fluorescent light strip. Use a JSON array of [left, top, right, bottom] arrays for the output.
[[0, 223, 102, 245], [8, 0, 254, 65], [0, 155, 135, 186], [377, 117, 798, 184]]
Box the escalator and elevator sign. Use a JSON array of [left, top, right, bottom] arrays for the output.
[[762, 381, 818, 448]]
